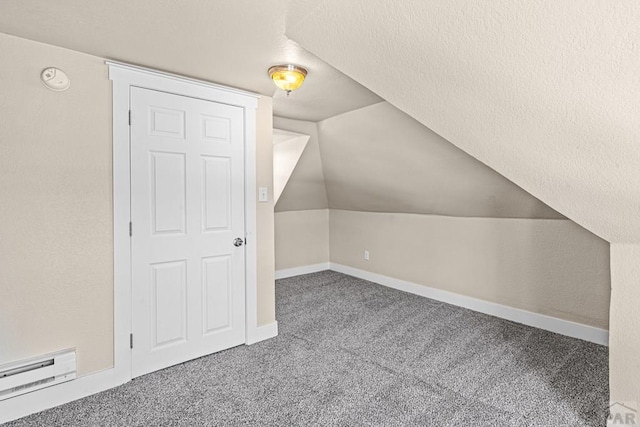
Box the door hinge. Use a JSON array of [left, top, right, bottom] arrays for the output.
[[130, 333, 133, 349], [129, 222, 133, 236], [128, 110, 132, 126]]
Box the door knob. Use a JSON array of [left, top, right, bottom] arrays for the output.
[[233, 238, 244, 247]]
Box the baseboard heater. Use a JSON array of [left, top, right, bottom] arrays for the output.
[[0, 349, 76, 401]]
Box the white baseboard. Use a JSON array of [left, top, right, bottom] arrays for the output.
[[246, 321, 278, 345], [0, 367, 124, 425], [2, 263, 607, 424], [3, 321, 279, 424], [275, 263, 330, 280], [329, 263, 609, 346]]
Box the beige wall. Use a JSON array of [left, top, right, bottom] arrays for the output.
[[271, 117, 329, 274], [0, 34, 113, 375], [609, 244, 640, 404], [273, 116, 328, 212], [275, 210, 330, 271], [330, 210, 610, 329], [272, 105, 609, 333], [256, 97, 276, 326], [0, 34, 276, 374]]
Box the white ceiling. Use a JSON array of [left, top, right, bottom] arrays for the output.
[[315, 102, 564, 219], [0, 0, 381, 122], [287, 0, 640, 243]]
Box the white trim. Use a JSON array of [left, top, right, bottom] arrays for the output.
[[110, 66, 133, 387], [243, 106, 260, 345], [105, 61, 259, 99], [329, 263, 609, 346], [0, 369, 124, 424], [246, 322, 279, 345], [275, 263, 331, 280], [109, 62, 262, 359], [0, 62, 266, 425]]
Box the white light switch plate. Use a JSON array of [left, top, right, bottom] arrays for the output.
[[258, 187, 268, 202]]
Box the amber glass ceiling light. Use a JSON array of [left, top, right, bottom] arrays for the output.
[[268, 64, 307, 96]]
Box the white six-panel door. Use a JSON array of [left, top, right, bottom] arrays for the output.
[[130, 87, 246, 378]]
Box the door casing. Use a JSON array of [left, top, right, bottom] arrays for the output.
[[109, 61, 260, 383]]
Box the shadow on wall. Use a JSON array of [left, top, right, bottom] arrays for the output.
[[315, 102, 566, 220], [486, 217, 610, 423], [273, 128, 310, 204], [329, 210, 610, 329]]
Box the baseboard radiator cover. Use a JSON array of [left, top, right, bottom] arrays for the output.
[[0, 349, 77, 401]]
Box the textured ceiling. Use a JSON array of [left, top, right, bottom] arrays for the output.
[[275, 104, 564, 219], [287, 0, 640, 243], [0, 0, 381, 121], [316, 102, 564, 219]]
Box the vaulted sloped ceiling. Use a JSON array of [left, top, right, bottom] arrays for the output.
[[0, 0, 382, 122], [317, 102, 563, 218], [2, 1, 630, 229], [273, 129, 311, 204], [286, 1, 640, 242], [275, 103, 564, 219], [273, 116, 329, 212]]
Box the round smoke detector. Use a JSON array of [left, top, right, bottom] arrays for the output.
[[41, 67, 71, 91]]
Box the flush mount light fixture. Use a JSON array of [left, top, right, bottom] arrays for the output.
[[268, 64, 307, 96]]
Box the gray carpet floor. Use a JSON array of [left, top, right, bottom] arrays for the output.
[[7, 270, 609, 426]]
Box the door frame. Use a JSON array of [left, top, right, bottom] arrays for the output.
[[108, 61, 260, 382]]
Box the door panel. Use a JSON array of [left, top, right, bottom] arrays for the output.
[[202, 255, 232, 334], [149, 107, 185, 139], [130, 87, 245, 378], [202, 156, 231, 231], [202, 115, 231, 142], [150, 260, 187, 348], [150, 152, 186, 235]]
